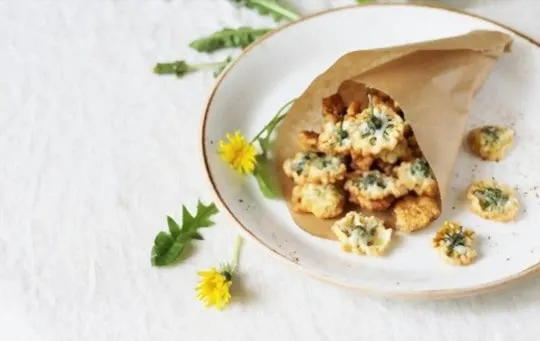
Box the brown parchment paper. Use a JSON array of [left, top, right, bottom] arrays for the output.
[[274, 30, 513, 240]]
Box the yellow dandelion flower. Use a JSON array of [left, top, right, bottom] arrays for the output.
[[196, 267, 233, 310], [218, 131, 257, 174], [196, 236, 243, 311]]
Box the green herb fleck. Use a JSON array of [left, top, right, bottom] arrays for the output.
[[338, 129, 349, 140], [481, 126, 500, 146], [354, 225, 374, 238], [367, 115, 383, 131], [383, 123, 395, 140], [151, 201, 219, 266], [445, 230, 466, 255], [336, 118, 349, 143], [313, 155, 333, 169], [411, 158, 431, 178], [361, 173, 385, 189], [292, 153, 311, 174], [474, 187, 509, 211]]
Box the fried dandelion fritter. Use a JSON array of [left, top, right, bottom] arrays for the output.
[[345, 170, 408, 200], [331, 211, 393, 256], [395, 157, 439, 198], [322, 93, 346, 123], [350, 152, 375, 171], [406, 135, 423, 157], [370, 89, 401, 113], [349, 103, 405, 156], [378, 139, 413, 164], [393, 196, 441, 233], [403, 121, 413, 138], [466, 179, 519, 222], [283, 151, 347, 185], [432, 221, 477, 266], [292, 183, 345, 219], [468, 125, 514, 161], [346, 100, 364, 117], [374, 159, 394, 175], [298, 130, 320, 151], [317, 118, 357, 156], [345, 170, 407, 211]]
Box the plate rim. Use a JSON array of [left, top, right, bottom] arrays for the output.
[[200, 2, 540, 299]]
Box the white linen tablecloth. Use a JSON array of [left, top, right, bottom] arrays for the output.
[[1, 1, 539, 340]]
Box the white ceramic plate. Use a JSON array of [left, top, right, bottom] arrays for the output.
[[202, 4, 540, 298]]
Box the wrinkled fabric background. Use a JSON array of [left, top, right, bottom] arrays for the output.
[[1, 1, 539, 340]]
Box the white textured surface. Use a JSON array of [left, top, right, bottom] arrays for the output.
[[1, 1, 539, 340]]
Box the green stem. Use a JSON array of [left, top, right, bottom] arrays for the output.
[[251, 0, 301, 21], [231, 235, 244, 272], [153, 61, 186, 75], [250, 98, 296, 143], [153, 59, 230, 78], [192, 61, 228, 70]]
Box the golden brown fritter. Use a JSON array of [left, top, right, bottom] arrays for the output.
[[432, 221, 477, 266], [378, 139, 413, 164], [317, 119, 355, 156], [350, 152, 375, 171], [283, 152, 347, 185], [351, 194, 395, 212], [298, 130, 320, 151], [348, 103, 406, 156], [281, 89, 447, 233], [374, 159, 394, 175], [393, 196, 441, 233], [466, 179, 519, 222], [370, 89, 400, 113], [322, 93, 346, 123], [345, 170, 408, 201], [403, 122, 413, 138], [468, 125, 515, 161], [331, 211, 393, 256], [292, 183, 345, 219], [346, 100, 364, 117], [407, 135, 423, 157], [394, 157, 439, 198]]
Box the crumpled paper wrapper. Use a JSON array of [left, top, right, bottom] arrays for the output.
[[274, 30, 513, 240]]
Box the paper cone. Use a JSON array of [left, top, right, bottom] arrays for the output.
[[274, 30, 513, 240]]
